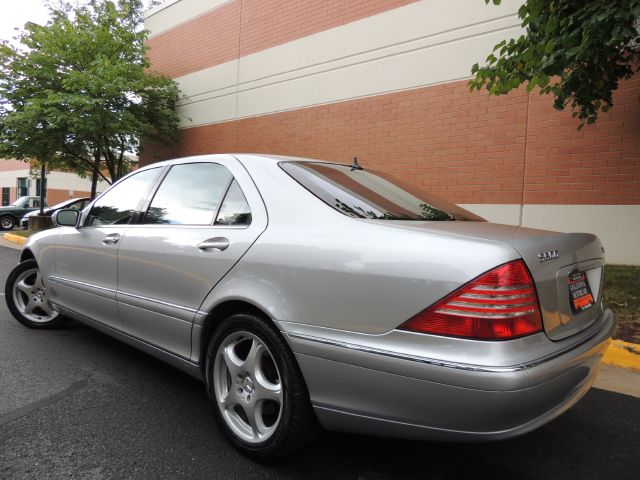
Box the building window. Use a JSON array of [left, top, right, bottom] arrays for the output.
[[1, 188, 9, 206], [36, 178, 47, 197], [17, 178, 28, 197]]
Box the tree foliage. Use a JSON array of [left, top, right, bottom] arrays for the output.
[[0, 0, 180, 197], [469, 0, 640, 126]]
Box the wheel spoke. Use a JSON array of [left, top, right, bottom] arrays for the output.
[[221, 344, 243, 379], [222, 389, 239, 409], [23, 299, 37, 315], [243, 339, 263, 376], [34, 272, 45, 290], [16, 280, 33, 296], [245, 400, 267, 436], [39, 301, 53, 315], [254, 371, 282, 403]]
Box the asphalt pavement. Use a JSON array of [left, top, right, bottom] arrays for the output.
[[0, 244, 638, 480]]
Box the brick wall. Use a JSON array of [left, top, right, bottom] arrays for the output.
[[143, 76, 640, 206], [0, 159, 27, 172], [147, 0, 417, 78], [524, 81, 640, 205], [46, 189, 91, 206]]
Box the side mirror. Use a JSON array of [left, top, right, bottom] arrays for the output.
[[53, 209, 80, 227]]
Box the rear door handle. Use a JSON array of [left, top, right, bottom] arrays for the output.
[[102, 233, 121, 245], [198, 237, 230, 252]]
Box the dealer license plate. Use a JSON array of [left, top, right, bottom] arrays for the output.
[[568, 271, 595, 313]]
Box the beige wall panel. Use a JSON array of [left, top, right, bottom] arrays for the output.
[[522, 205, 640, 266], [177, 59, 239, 127], [235, 26, 522, 119], [463, 203, 640, 265], [0, 170, 30, 189], [460, 204, 522, 226], [145, 0, 232, 38], [174, 0, 524, 126]]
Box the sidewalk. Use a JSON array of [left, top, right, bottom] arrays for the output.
[[0, 235, 23, 250]]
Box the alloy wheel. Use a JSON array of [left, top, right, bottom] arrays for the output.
[[11, 267, 59, 323], [213, 331, 283, 444]]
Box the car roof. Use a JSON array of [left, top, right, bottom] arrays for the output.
[[136, 154, 342, 172]]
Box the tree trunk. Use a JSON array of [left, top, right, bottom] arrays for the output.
[[90, 153, 100, 200], [39, 159, 46, 215]]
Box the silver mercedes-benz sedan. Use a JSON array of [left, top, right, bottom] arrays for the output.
[[5, 154, 614, 459]]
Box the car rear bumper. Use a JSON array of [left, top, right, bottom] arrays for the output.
[[286, 308, 614, 441]]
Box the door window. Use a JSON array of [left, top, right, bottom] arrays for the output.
[[143, 163, 233, 225], [1, 188, 9, 206], [87, 168, 161, 226]]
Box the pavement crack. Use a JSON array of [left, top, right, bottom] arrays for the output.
[[0, 379, 89, 427]]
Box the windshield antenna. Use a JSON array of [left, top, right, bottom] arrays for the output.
[[351, 156, 363, 171]]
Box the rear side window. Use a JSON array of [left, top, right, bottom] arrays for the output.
[[280, 161, 484, 221], [143, 163, 232, 225], [88, 168, 161, 226], [215, 180, 252, 226]]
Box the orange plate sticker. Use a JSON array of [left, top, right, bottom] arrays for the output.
[[568, 271, 595, 313]]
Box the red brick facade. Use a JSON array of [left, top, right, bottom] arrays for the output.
[[147, 0, 417, 78], [143, 76, 640, 206]]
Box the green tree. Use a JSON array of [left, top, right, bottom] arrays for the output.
[[469, 0, 640, 127], [0, 0, 180, 201]]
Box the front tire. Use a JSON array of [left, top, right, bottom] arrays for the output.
[[0, 215, 16, 231], [205, 313, 317, 460], [5, 259, 67, 329]]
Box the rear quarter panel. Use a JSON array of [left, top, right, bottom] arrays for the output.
[[199, 220, 520, 335]]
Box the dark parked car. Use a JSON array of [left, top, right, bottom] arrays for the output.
[[0, 196, 47, 231], [20, 197, 90, 229]]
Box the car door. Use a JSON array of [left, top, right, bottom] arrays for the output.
[[50, 167, 164, 329], [115, 156, 267, 359]]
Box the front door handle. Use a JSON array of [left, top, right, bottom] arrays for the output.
[[198, 237, 230, 252], [102, 233, 121, 245]]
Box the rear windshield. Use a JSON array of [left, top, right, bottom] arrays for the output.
[[280, 161, 484, 221]]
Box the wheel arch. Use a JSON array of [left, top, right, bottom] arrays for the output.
[[196, 298, 280, 376], [20, 248, 35, 263]]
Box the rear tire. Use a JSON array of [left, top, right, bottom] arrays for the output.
[[205, 312, 318, 460], [5, 259, 67, 329], [0, 215, 16, 231]]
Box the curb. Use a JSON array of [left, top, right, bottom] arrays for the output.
[[2, 233, 27, 246], [602, 340, 640, 372]]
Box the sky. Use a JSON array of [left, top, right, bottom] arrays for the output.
[[0, 0, 163, 45], [0, 0, 51, 44]]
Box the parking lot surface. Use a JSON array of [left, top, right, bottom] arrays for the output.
[[1, 245, 638, 479]]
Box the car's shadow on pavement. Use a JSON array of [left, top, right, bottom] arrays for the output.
[[1, 317, 638, 480]]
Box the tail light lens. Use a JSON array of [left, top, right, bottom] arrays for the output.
[[400, 260, 543, 340]]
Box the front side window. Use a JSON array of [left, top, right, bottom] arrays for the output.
[[87, 168, 161, 226], [143, 163, 232, 225], [280, 162, 484, 221]]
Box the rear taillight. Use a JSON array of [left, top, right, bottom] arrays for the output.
[[400, 260, 542, 340]]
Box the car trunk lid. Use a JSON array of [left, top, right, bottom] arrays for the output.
[[376, 221, 605, 341]]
